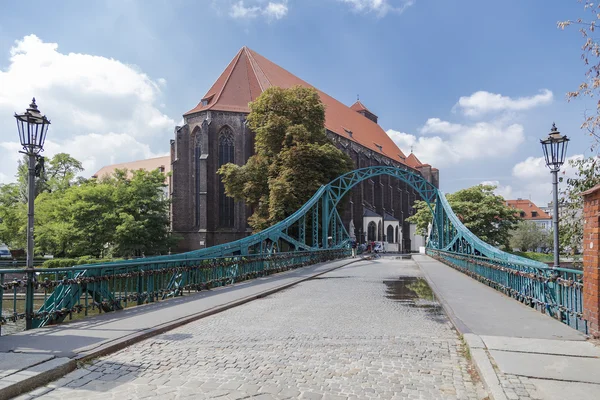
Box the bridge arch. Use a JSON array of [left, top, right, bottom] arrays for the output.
[[319, 166, 438, 249]]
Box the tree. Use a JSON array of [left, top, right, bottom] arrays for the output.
[[219, 86, 353, 231], [559, 157, 600, 253], [110, 169, 175, 257], [407, 184, 521, 248], [15, 152, 85, 202], [557, 3, 600, 253], [46, 153, 84, 192], [35, 168, 175, 258], [559, 2, 600, 147], [0, 183, 26, 249], [509, 221, 551, 252]]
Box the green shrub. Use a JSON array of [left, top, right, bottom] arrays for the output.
[[41, 257, 122, 269]]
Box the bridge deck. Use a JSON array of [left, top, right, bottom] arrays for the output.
[[413, 255, 585, 340], [7, 256, 487, 400], [0, 258, 357, 398], [414, 255, 600, 400]]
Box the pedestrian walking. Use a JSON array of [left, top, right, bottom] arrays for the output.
[[351, 240, 357, 258]]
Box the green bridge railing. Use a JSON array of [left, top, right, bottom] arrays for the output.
[[0, 166, 590, 335], [427, 249, 586, 333], [0, 249, 349, 334]]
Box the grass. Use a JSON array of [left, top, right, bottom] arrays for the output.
[[510, 251, 554, 262]]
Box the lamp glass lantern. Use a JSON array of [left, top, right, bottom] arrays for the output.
[[540, 123, 569, 172], [14, 98, 50, 155]]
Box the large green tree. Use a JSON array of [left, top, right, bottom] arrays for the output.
[[0, 183, 26, 248], [1, 153, 175, 258], [509, 221, 551, 252], [559, 157, 600, 253], [35, 168, 175, 258], [559, 4, 600, 252], [218, 86, 353, 231], [1, 153, 85, 250], [407, 184, 521, 248]]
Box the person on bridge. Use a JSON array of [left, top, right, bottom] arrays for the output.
[[351, 240, 357, 258]]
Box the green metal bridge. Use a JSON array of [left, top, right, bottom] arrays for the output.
[[0, 166, 586, 334]]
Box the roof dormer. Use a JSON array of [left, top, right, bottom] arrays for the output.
[[351, 100, 378, 124]]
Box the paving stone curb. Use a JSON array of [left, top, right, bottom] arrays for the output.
[[414, 255, 506, 400], [0, 256, 362, 400]]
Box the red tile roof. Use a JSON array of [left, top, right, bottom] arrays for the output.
[[506, 199, 551, 220], [185, 47, 409, 164], [93, 156, 171, 180]]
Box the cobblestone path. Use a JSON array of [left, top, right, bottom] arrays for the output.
[[22, 257, 487, 400]]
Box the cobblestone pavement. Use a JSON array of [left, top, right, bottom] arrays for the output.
[[495, 371, 542, 400], [21, 257, 488, 400]]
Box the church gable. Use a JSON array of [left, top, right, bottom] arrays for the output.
[[184, 47, 420, 168]]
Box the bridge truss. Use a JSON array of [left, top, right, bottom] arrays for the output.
[[0, 167, 586, 333]]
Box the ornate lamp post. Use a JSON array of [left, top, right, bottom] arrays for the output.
[[540, 123, 569, 269], [14, 98, 50, 330]]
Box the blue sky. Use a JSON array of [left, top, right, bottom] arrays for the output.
[[0, 0, 595, 206]]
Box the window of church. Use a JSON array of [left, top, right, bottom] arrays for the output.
[[367, 221, 377, 242], [195, 145, 201, 227], [387, 225, 394, 243], [219, 127, 235, 228]]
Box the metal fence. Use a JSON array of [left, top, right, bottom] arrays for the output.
[[0, 249, 349, 335], [427, 249, 587, 334]]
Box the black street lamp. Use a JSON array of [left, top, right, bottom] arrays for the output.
[[14, 98, 50, 330], [540, 123, 569, 269]]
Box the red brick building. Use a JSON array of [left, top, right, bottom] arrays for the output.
[[506, 199, 552, 231], [170, 47, 438, 251]]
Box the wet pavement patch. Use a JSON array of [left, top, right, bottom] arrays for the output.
[[383, 277, 447, 323]]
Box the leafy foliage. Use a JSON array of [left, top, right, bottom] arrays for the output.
[[407, 184, 521, 248], [219, 86, 353, 231], [406, 200, 434, 237], [41, 256, 123, 269], [559, 157, 600, 253], [560, 2, 600, 147], [509, 221, 550, 252], [0, 183, 25, 248], [0, 154, 176, 258]]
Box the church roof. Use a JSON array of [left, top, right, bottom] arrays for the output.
[[384, 212, 399, 222], [363, 208, 382, 218], [185, 47, 408, 164], [350, 100, 377, 117], [405, 153, 423, 168], [92, 156, 171, 180]]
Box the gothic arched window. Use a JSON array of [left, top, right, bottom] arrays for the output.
[[367, 222, 377, 242], [387, 225, 394, 243], [193, 128, 202, 227], [219, 127, 235, 228]]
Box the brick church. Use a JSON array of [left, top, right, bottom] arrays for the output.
[[96, 47, 439, 252], [168, 46, 438, 252]]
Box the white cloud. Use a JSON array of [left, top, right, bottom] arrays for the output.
[[481, 154, 585, 206], [387, 119, 525, 168], [420, 118, 462, 135], [512, 154, 583, 182], [230, 1, 288, 20], [0, 35, 176, 182], [264, 2, 288, 19], [455, 89, 553, 117], [339, 0, 414, 16], [480, 180, 514, 200], [1, 133, 166, 182], [230, 1, 261, 18]]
